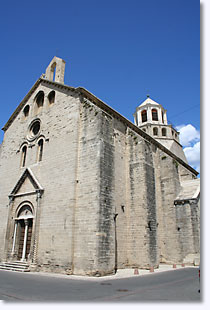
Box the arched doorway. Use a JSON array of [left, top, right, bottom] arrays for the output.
[[12, 205, 34, 261]]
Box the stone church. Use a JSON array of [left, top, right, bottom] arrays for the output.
[[0, 57, 200, 276]]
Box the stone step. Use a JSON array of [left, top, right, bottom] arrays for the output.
[[0, 264, 29, 270], [0, 262, 30, 272], [0, 266, 30, 272], [3, 261, 29, 267]]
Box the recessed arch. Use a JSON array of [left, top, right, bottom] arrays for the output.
[[14, 202, 34, 261], [152, 109, 158, 121], [16, 201, 34, 219], [162, 128, 167, 136], [141, 110, 147, 122], [21, 145, 27, 167], [34, 91, 44, 114], [153, 127, 158, 136], [37, 138, 44, 162], [23, 105, 30, 118], [48, 90, 55, 105], [17, 204, 34, 219]]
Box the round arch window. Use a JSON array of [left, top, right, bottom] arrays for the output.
[[27, 119, 41, 141]]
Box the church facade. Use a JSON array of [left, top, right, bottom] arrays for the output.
[[0, 57, 200, 276]]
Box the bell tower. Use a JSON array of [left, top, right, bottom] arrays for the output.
[[133, 96, 188, 163], [45, 56, 66, 84]]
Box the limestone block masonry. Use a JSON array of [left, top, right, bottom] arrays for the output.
[[0, 57, 200, 276]]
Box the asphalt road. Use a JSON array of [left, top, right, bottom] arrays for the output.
[[0, 267, 200, 302]]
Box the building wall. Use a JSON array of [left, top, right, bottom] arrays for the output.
[[0, 81, 200, 275]]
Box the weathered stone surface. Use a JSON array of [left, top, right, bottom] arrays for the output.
[[0, 57, 200, 275]]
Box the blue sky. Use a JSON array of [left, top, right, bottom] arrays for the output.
[[0, 0, 200, 171]]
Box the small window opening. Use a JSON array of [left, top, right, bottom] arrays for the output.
[[21, 146, 27, 167], [153, 127, 158, 136], [148, 221, 152, 231], [177, 227, 181, 231], [48, 91, 55, 105], [171, 130, 174, 136], [38, 139, 44, 162], [152, 109, 158, 121], [23, 105, 30, 117], [114, 214, 118, 222], [28, 119, 41, 141], [32, 121, 40, 136], [162, 128, 167, 136], [141, 110, 147, 122], [35, 91, 44, 111], [175, 133, 177, 139]]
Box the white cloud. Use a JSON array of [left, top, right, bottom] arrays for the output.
[[175, 124, 200, 173], [184, 142, 200, 173], [176, 124, 200, 147]]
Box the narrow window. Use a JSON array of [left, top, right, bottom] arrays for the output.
[[162, 128, 167, 136], [141, 110, 147, 122], [34, 91, 44, 114], [171, 130, 174, 136], [152, 109, 158, 121], [23, 105, 30, 118], [36, 91, 44, 108], [38, 139, 44, 162], [153, 127, 158, 135], [21, 146, 27, 167], [48, 91, 55, 105], [162, 111, 164, 124]]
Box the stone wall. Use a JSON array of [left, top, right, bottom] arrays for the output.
[[0, 79, 200, 275]]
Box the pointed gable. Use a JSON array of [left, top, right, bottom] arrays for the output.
[[9, 168, 44, 198]]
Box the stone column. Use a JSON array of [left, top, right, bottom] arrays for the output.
[[11, 220, 18, 255], [31, 190, 43, 264], [21, 219, 29, 261], [157, 108, 162, 124], [163, 111, 168, 124], [147, 106, 152, 122]]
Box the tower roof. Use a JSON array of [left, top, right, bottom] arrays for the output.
[[138, 97, 160, 108]]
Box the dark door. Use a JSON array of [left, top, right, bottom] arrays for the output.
[[17, 220, 25, 260], [17, 219, 33, 260]]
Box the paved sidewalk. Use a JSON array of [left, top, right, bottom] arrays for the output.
[[28, 263, 198, 281]]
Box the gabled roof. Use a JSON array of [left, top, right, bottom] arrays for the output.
[[2, 77, 199, 176], [135, 97, 166, 112], [139, 97, 160, 107], [2, 77, 75, 132]]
